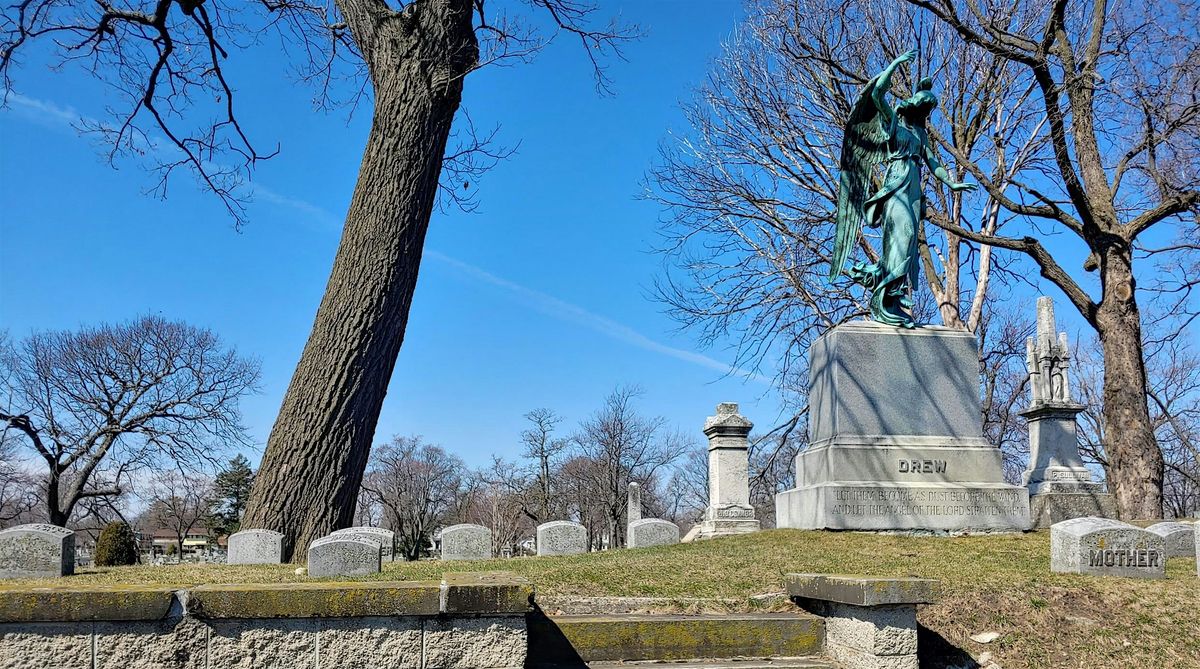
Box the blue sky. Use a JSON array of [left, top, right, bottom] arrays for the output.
[[0, 2, 781, 469]]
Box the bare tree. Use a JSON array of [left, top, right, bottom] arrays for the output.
[[143, 468, 215, 562], [0, 316, 260, 527], [3, 0, 635, 560], [572, 386, 684, 548], [897, 0, 1200, 517], [520, 408, 570, 524], [0, 439, 37, 527], [359, 436, 464, 561]]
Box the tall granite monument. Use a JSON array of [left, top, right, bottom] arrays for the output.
[[775, 49, 1029, 532], [1021, 297, 1117, 528], [775, 322, 1031, 531], [695, 403, 760, 539]]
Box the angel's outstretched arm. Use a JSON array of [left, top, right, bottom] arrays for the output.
[[871, 50, 915, 125], [925, 143, 979, 193]]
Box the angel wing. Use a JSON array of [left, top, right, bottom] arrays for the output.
[[830, 75, 892, 281]]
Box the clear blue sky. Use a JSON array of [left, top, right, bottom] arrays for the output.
[[0, 2, 784, 469]]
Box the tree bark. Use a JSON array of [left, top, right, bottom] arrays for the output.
[[241, 0, 478, 560], [1095, 244, 1163, 519]]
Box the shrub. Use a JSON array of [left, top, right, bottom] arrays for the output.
[[94, 521, 138, 566]]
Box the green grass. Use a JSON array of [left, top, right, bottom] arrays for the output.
[[3, 529, 1196, 668]]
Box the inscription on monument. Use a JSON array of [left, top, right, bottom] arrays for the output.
[[897, 460, 947, 474], [714, 507, 755, 519], [829, 489, 1025, 518]]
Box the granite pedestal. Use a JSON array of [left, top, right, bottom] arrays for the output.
[[775, 321, 1030, 531], [695, 403, 760, 539]]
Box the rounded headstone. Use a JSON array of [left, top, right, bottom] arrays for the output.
[[628, 518, 680, 549], [536, 521, 587, 556], [226, 529, 284, 565], [1144, 522, 1195, 558], [330, 526, 396, 562], [0, 524, 75, 579], [307, 536, 381, 578], [1050, 517, 1165, 579], [440, 524, 491, 561]]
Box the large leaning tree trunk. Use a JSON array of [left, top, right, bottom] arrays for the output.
[[241, 0, 478, 558]]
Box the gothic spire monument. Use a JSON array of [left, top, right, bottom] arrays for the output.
[[775, 54, 1029, 532], [1021, 297, 1117, 527]]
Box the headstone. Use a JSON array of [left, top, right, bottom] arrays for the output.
[[775, 321, 1030, 531], [226, 529, 284, 565], [1019, 297, 1117, 527], [1050, 517, 1165, 578], [0, 524, 75, 579], [628, 519, 680, 548], [1145, 521, 1196, 558], [440, 524, 491, 561], [330, 526, 396, 562], [307, 535, 381, 578], [625, 482, 642, 547], [536, 521, 587, 556], [696, 402, 760, 540]]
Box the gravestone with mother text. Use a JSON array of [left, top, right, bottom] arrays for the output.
[[1050, 517, 1165, 579], [775, 321, 1030, 531], [0, 524, 75, 579]]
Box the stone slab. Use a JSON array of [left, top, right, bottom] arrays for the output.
[[526, 612, 824, 664], [226, 529, 283, 565], [0, 524, 75, 579], [784, 574, 939, 606], [1050, 517, 1166, 578], [536, 521, 587, 556], [809, 321, 982, 442], [189, 581, 440, 619], [440, 524, 491, 561], [1145, 522, 1196, 558], [94, 617, 208, 669], [306, 536, 381, 579], [0, 585, 179, 622], [441, 572, 533, 615], [1029, 492, 1118, 529], [627, 519, 679, 548], [0, 622, 92, 668], [775, 482, 1030, 531], [208, 618, 317, 669], [330, 527, 396, 563]]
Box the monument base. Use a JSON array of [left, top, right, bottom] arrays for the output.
[[775, 482, 1030, 532], [695, 504, 760, 540], [1029, 491, 1118, 529]]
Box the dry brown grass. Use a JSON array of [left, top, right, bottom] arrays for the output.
[[3, 529, 1195, 667]]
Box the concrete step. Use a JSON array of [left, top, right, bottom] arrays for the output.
[[526, 611, 825, 667]]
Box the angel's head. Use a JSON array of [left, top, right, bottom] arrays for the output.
[[898, 78, 938, 126]]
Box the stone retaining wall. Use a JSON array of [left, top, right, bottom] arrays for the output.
[[0, 572, 531, 669]]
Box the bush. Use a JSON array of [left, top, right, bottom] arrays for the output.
[[94, 521, 138, 566]]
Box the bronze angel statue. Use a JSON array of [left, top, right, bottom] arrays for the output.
[[830, 50, 976, 328]]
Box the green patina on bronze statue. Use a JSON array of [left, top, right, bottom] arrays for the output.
[[830, 50, 977, 328]]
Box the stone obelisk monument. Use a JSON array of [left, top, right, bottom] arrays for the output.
[[696, 403, 760, 539], [1021, 297, 1117, 527]]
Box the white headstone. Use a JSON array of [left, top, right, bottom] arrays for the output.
[[307, 535, 381, 578], [1050, 517, 1165, 578], [440, 524, 491, 561], [628, 519, 680, 548], [226, 529, 284, 565], [0, 524, 75, 579], [1145, 522, 1196, 558], [536, 521, 587, 556], [331, 526, 396, 562]]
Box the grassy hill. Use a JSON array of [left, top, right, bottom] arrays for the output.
[[7, 529, 1197, 667]]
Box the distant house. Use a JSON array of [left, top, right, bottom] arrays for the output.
[[150, 528, 226, 555]]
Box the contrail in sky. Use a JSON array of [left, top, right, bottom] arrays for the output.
[[4, 94, 768, 385]]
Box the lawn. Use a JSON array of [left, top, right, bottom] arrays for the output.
[[3, 529, 1196, 668]]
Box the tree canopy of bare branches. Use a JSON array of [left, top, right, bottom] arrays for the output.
[[0, 315, 260, 526], [360, 435, 465, 561]]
